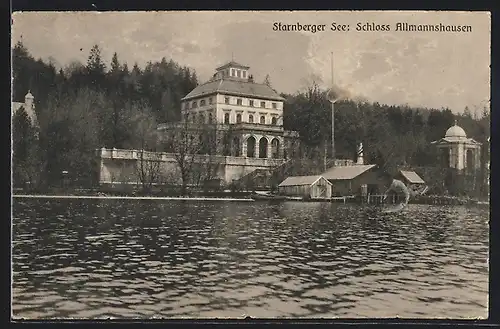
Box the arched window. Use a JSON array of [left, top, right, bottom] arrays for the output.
[[440, 148, 450, 168], [199, 114, 205, 124], [184, 113, 189, 122], [208, 112, 213, 123], [236, 113, 242, 123], [271, 117, 277, 125], [248, 115, 254, 123], [224, 113, 230, 124], [192, 114, 196, 123], [259, 137, 268, 158], [466, 149, 474, 171], [260, 116, 266, 124], [247, 136, 256, 157], [271, 138, 280, 158], [223, 134, 231, 156]]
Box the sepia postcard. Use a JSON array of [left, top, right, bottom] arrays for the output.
[[11, 10, 491, 320]]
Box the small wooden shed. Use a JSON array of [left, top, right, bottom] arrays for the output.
[[278, 175, 332, 199], [322, 164, 382, 196], [396, 170, 428, 195]]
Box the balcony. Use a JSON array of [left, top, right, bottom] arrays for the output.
[[230, 122, 284, 133]]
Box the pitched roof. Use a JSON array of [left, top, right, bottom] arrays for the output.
[[399, 170, 425, 184], [323, 164, 376, 180], [278, 175, 329, 187], [216, 61, 250, 71], [182, 79, 285, 101]]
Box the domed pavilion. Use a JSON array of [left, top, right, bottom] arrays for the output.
[[431, 120, 482, 171]]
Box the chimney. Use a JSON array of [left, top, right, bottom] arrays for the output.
[[356, 142, 364, 165]]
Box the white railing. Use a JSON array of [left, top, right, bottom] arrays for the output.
[[98, 148, 286, 167]]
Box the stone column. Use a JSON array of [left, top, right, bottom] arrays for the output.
[[255, 136, 260, 159], [457, 143, 464, 170], [267, 137, 273, 159], [242, 134, 247, 157]]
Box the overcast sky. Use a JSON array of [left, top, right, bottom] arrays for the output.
[[12, 11, 490, 113]]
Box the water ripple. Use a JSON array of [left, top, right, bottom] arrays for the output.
[[12, 200, 489, 319]]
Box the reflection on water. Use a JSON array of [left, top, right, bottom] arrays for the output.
[[12, 200, 489, 319]]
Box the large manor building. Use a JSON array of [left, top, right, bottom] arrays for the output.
[[98, 61, 301, 187], [159, 61, 298, 159]]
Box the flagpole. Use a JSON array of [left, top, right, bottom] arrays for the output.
[[331, 52, 335, 166]]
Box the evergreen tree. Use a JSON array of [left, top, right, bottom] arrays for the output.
[[110, 52, 120, 74], [86, 44, 107, 89], [86, 44, 107, 74]]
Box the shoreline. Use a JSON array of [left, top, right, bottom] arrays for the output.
[[12, 195, 255, 202], [11, 194, 489, 207]]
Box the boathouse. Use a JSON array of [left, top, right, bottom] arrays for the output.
[[396, 170, 428, 195], [322, 164, 386, 196], [278, 175, 332, 199]]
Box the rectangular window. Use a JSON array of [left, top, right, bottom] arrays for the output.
[[209, 97, 213, 104], [243, 71, 247, 78], [272, 102, 277, 109], [225, 97, 230, 104], [249, 100, 254, 107], [237, 70, 241, 78], [260, 101, 266, 108], [237, 99, 242, 105]]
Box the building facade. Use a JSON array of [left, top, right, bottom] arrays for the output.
[[431, 121, 482, 172], [97, 61, 301, 188], [167, 61, 300, 159]]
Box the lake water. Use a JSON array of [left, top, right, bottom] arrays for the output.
[[11, 199, 489, 319]]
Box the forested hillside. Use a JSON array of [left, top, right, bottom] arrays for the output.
[[12, 41, 198, 187], [12, 41, 490, 191]]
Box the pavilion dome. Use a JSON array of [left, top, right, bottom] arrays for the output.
[[445, 123, 467, 139]]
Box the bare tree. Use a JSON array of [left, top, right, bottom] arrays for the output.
[[161, 119, 202, 195], [124, 100, 161, 192], [136, 150, 162, 193], [160, 119, 219, 195]]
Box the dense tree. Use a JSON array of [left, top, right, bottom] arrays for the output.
[[11, 43, 199, 187], [12, 108, 42, 188]]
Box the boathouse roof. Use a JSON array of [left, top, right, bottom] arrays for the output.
[[278, 175, 330, 187], [322, 164, 376, 181], [399, 170, 425, 184], [182, 79, 285, 102]]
